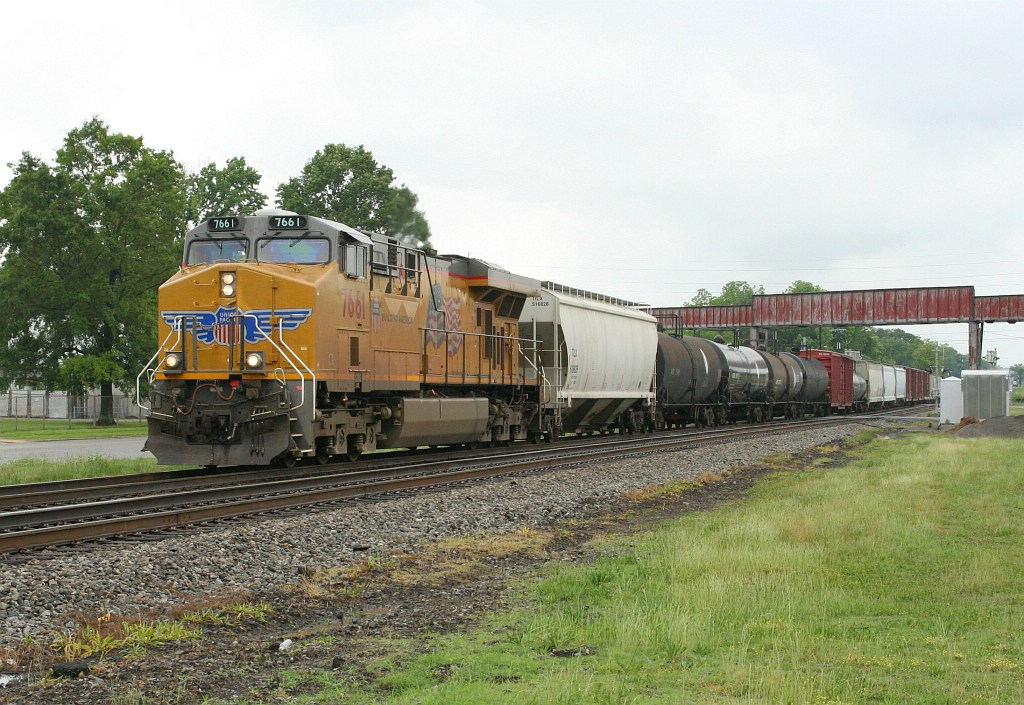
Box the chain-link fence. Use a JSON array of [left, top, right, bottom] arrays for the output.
[[0, 390, 143, 420]]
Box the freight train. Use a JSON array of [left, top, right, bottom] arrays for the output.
[[139, 211, 932, 467], [655, 335, 934, 429]]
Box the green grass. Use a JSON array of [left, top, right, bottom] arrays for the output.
[[0, 417, 147, 441], [246, 433, 1024, 705], [46, 601, 273, 663], [0, 456, 184, 486], [50, 618, 203, 661]]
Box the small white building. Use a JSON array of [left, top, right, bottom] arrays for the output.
[[961, 370, 1011, 420], [939, 377, 962, 425]]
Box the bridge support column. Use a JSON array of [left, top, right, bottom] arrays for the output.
[[968, 321, 983, 370]]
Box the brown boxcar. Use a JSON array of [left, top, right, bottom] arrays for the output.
[[799, 349, 856, 412]]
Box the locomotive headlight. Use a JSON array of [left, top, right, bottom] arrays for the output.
[[164, 353, 182, 372], [244, 351, 264, 371], [220, 271, 236, 298]]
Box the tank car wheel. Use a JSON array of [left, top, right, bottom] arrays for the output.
[[275, 453, 297, 469], [346, 445, 363, 461]]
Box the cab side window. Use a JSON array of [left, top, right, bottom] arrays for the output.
[[343, 243, 367, 278]]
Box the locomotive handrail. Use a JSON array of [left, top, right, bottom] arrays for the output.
[[275, 318, 318, 423], [135, 324, 183, 413], [421, 326, 531, 386], [516, 339, 550, 389], [242, 313, 316, 425]]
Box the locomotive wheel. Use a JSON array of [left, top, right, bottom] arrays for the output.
[[346, 434, 365, 462], [315, 442, 331, 465]]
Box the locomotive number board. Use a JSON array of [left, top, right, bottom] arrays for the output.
[[269, 215, 308, 229]]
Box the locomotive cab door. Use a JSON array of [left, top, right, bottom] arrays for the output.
[[339, 239, 370, 392]]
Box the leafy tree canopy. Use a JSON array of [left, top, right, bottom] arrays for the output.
[[276, 144, 432, 248], [185, 156, 267, 227], [1010, 363, 1024, 387], [0, 118, 186, 423], [689, 280, 765, 307], [786, 279, 824, 294]]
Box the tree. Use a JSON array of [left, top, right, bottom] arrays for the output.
[[276, 144, 432, 248], [689, 280, 765, 307], [185, 156, 267, 227], [683, 281, 765, 344], [1011, 363, 1024, 387], [0, 118, 186, 424]]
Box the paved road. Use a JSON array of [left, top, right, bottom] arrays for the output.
[[0, 436, 148, 463]]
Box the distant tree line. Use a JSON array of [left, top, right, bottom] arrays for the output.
[[0, 119, 431, 424], [677, 279, 975, 376]]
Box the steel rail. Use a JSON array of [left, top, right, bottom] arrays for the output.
[[0, 414, 850, 510], [0, 410, 916, 555]]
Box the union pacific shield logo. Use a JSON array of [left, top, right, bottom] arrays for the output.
[[161, 306, 312, 346]]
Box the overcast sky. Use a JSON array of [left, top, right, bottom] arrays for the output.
[[2, 0, 1021, 367]]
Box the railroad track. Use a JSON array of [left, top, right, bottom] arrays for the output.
[[0, 411, 916, 556]]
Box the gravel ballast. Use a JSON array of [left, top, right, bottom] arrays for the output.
[[0, 423, 889, 648]]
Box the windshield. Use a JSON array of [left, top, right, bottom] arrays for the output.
[[187, 238, 248, 265], [256, 237, 331, 264]]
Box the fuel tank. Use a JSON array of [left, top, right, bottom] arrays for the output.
[[778, 352, 805, 401], [782, 352, 829, 404], [756, 350, 789, 402], [716, 343, 770, 403], [655, 333, 724, 405]]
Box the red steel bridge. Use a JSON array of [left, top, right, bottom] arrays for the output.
[[649, 286, 1024, 370]]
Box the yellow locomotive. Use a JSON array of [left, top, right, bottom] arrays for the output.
[[141, 210, 542, 466]]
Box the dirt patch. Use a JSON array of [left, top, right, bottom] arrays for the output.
[[952, 415, 1024, 439], [0, 438, 866, 704]]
